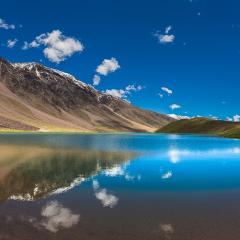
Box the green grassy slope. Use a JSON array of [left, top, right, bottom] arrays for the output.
[[156, 117, 240, 139]]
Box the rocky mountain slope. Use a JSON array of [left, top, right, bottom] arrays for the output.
[[157, 117, 240, 139], [0, 57, 173, 132]]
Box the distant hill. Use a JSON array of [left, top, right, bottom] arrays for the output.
[[156, 117, 240, 139], [0, 57, 173, 132]]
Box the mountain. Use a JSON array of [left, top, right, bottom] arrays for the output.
[[156, 117, 240, 139], [0, 57, 173, 132]]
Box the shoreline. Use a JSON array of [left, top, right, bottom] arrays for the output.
[[0, 129, 239, 140], [0, 129, 151, 135]]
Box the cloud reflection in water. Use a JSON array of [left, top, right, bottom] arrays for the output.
[[14, 201, 80, 233], [103, 164, 141, 182], [93, 180, 118, 208], [40, 201, 80, 233], [161, 171, 173, 179], [166, 147, 240, 164], [159, 223, 174, 239]]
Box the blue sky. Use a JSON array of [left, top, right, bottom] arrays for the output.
[[0, 0, 240, 120]]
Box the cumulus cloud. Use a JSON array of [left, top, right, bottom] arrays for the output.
[[105, 89, 126, 98], [226, 115, 240, 122], [125, 84, 144, 91], [96, 58, 120, 76], [167, 114, 190, 120], [23, 30, 84, 63], [41, 201, 80, 233], [0, 18, 15, 29], [161, 87, 173, 95], [154, 26, 175, 44], [92, 180, 118, 208], [169, 104, 181, 110], [104, 84, 144, 99], [23, 40, 40, 49], [159, 34, 175, 43], [233, 115, 240, 122], [93, 74, 101, 86], [7, 39, 18, 48]]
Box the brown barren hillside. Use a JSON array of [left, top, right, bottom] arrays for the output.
[[0, 57, 173, 132]]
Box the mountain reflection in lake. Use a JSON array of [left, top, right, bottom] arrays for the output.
[[0, 145, 134, 202], [0, 133, 240, 240]]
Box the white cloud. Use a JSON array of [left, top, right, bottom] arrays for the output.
[[104, 84, 144, 99], [226, 117, 232, 121], [233, 115, 240, 122], [125, 84, 144, 91], [209, 114, 218, 120], [7, 39, 18, 48], [105, 89, 127, 98], [23, 40, 40, 49], [170, 104, 181, 110], [167, 114, 190, 120], [161, 87, 173, 95], [159, 34, 175, 43], [23, 30, 84, 63], [154, 26, 175, 44], [0, 18, 15, 29], [92, 180, 118, 208], [96, 58, 120, 76], [93, 74, 101, 86], [158, 93, 164, 98], [226, 115, 240, 122], [41, 201, 80, 233], [165, 25, 172, 34]]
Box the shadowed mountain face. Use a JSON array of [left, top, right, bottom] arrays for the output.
[[0, 58, 172, 132], [157, 117, 240, 139], [0, 145, 135, 202]]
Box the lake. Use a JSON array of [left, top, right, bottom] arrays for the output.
[[0, 133, 240, 240]]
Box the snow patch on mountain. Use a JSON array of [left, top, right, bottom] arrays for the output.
[[12, 62, 89, 89]]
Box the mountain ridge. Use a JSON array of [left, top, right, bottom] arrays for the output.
[[0, 57, 173, 132], [156, 117, 240, 139]]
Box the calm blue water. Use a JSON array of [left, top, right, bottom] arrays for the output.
[[0, 133, 240, 240]]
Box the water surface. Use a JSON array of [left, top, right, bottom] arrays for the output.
[[0, 133, 240, 240]]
